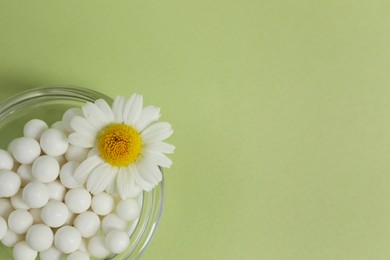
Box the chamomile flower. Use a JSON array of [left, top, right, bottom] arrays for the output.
[[68, 94, 174, 199]]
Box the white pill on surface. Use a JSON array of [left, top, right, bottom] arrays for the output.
[[29, 208, 42, 224], [116, 198, 140, 222], [22, 181, 50, 208], [78, 238, 88, 253], [0, 216, 7, 240], [46, 180, 67, 201], [59, 161, 82, 189], [0, 198, 13, 219], [10, 190, 30, 210], [13, 241, 37, 260], [26, 224, 54, 252], [54, 155, 67, 167], [39, 246, 64, 260], [91, 192, 114, 216], [41, 200, 69, 228], [0, 170, 21, 197], [40, 128, 69, 156], [67, 250, 90, 260], [51, 121, 69, 133], [23, 119, 49, 140], [0, 149, 14, 170], [65, 188, 91, 214], [1, 229, 23, 247], [73, 211, 100, 238], [6, 139, 15, 154], [12, 137, 41, 164], [105, 229, 130, 254], [64, 211, 76, 226], [65, 145, 89, 162], [32, 155, 60, 183], [101, 213, 127, 233], [54, 226, 82, 254], [16, 164, 34, 187], [88, 235, 110, 259], [62, 108, 82, 133], [8, 209, 33, 234]]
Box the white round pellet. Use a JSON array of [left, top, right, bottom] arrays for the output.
[[11, 161, 20, 172], [0, 216, 7, 240], [62, 108, 82, 132], [22, 181, 49, 208], [1, 229, 23, 247], [116, 198, 140, 222], [78, 238, 88, 253], [64, 211, 76, 226], [0, 198, 13, 219], [54, 226, 82, 254], [65, 145, 89, 163], [16, 164, 34, 187], [101, 213, 127, 233], [26, 224, 53, 252], [67, 250, 90, 260], [91, 192, 114, 216], [65, 188, 91, 214], [40, 128, 69, 156], [41, 200, 69, 228], [13, 241, 37, 260], [29, 208, 42, 224], [39, 246, 64, 260], [51, 121, 69, 133], [88, 235, 110, 259], [23, 119, 49, 140], [0, 170, 21, 197], [8, 209, 33, 234], [59, 161, 81, 189], [0, 149, 14, 170], [54, 155, 67, 167], [10, 190, 30, 210], [105, 229, 130, 254], [32, 155, 60, 183], [7, 138, 16, 155], [12, 137, 41, 164], [46, 180, 66, 201], [73, 211, 100, 238]]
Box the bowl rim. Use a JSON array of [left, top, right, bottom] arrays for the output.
[[0, 86, 165, 260]]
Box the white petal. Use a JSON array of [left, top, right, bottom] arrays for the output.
[[82, 102, 109, 130], [131, 165, 153, 191], [70, 116, 98, 136], [117, 167, 142, 199], [68, 133, 95, 148], [143, 150, 173, 168], [87, 147, 100, 157], [143, 142, 175, 154], [123, 94, 143, 126], [134, 106, 161, 132], [74, 155, 104, 183], [95, 99, 115, 122], [87, 163, 117, 194], [136, 159, 160, 184], [62, 107, 83, 132], [112, 96, 125, 123], [106, 176, 117, 194], [141, 122, 173, 143]]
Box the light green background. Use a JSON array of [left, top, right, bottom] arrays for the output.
[[1, 1, 390, 259]]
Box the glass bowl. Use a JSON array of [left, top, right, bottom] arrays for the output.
[[0, 86, 164, 259]]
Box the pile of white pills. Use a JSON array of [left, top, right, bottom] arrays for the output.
[[0, 112, 142, 260]]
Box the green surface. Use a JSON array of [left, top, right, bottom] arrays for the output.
[[1, 1, 390, 259]]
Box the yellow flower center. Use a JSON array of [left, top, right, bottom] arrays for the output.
[[98, 124, 142, 167]]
